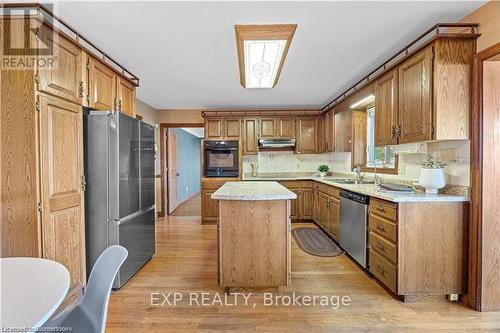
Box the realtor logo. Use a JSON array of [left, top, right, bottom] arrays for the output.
[[1, 4, 57, 70]]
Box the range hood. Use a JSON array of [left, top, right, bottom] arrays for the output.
[[258, 138, 296, 150]]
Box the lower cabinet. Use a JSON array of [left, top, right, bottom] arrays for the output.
[[313, 183, 340, 241], [279, 180, 313, 221], [201, 180, 227, 224], [368, 198, 467, 298]]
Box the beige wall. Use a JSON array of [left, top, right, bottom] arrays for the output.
[[136, 99, 158, 127], [157, 109, 204, 124], [459, 1, 500, 52]]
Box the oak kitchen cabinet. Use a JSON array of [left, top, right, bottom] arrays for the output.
[[334, 110, 353, 152], [374, 39, 475, 145], [279, 180, 313, 221], [296, 117, 317, 154], [1, 18, 86, 293], [1, 16, 139, 297], [205, 117, 241, 139], [242, 118, 259, 155], [277, 117, 296, 138], [89, 57, 137, 116], [313, 182, 340, 240], [368, 197, 467, 298], [201, 180, 227, 223]]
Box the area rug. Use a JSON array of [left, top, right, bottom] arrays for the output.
[[291, 227, 343, 257]]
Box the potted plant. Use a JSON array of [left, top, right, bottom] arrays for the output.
[[318, 165, 330, 177], [419, 154, 447, 194]]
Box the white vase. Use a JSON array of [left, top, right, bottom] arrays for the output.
[[419, 168, 446, 194]]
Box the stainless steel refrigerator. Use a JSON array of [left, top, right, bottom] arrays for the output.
[[84, 109, 155, 289]]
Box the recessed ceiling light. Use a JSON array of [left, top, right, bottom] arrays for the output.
[[235, 24, 297, 89]]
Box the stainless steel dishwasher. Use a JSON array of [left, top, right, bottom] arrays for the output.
[[339, 190, 370, 268]]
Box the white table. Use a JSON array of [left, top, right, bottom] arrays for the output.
[[1, 258, 70, 330]]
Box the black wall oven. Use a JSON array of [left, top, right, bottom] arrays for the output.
[[203, 140, 239, 177]]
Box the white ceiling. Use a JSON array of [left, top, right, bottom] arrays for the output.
[[50, 1, 484, 110]]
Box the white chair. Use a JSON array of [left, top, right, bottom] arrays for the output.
[[43, 245, 128, 333]]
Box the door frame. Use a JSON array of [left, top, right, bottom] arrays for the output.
[[468, 42, 500, 311], [159, 123, 204, 217]]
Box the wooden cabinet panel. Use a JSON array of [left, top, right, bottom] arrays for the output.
[[369, 231, 397, 264], [37, 29, 83, 104], [39, 94, 86, 288], [300, 188, 313, 220], [225, 118, 241, 139], [277, 118, 295, 138], [259, 118, 276, 138], [0, 61, 39, 257], [117, 77, 136, 116], [398, 46, 432, 143], [369, 249, 397, 293], [370, 198, 397, 221], [289, 189, 299, 220], [325, 110, 335, 152], [205, 118, 224, 138], [89, 58, 116, 110], [313, 189, 320, 223], [317, 115, 325, 153], [296, 117, 317, 154], [328, 197, 340, 239], [375, 69, 398, 146], [369, 214, 397, 243], [334, 110, 352, 152], [318, 193, 329, 230], [202, 190, 219, 223], [242, 118, 258, 155]]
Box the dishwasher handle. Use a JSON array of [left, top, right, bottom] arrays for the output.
[[339, 190, 370, 205]]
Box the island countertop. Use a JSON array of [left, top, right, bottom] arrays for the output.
[[211, 181, 297, 201]]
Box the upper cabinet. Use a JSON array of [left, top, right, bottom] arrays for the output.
[[277, 118, 295, 138], [242, 118, 259, 155], [259, 118, 276, 138], [205, 118, 225, 138], [117, 77, 136, 117], [397, 46, 432, 143], [88, 57, 137, 116], [205, 117, 241, 139], [334, 110, 352, 152], [37, 26, 84, 105], [375, 69, 398, 146], [225, 117, 242, 139], [88, 57, 116, 110], [372, 39, 475, 145], [296, 117, 317, 154], [324, 110, 335, 152]]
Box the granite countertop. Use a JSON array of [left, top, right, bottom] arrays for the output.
[[211, 181, 297, 201], [242, 174, 469, 203]]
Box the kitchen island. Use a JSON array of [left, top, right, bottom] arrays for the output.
[[211, 181, 296, 289]]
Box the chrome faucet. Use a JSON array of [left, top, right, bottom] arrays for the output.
[[353, 165, 363, 184]]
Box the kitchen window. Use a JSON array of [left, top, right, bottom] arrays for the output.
[[364, 107, 398, 173]]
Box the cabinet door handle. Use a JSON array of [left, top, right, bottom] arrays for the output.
[[376, 243, 385, 251], [376, 224, 386, 232], [119, 99, 122, 111]]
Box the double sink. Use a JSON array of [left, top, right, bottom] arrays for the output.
[[324, 178, 374, 185]]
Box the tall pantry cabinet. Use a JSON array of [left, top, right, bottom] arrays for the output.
[[1, 16, 138, 294]]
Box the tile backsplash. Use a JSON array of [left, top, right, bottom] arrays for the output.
[[242, 140, 470, 186]]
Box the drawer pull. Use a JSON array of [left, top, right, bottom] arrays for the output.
[[376, 206, 386, 213], [376, 243, 385, 251], [376, 224, 386, 232]]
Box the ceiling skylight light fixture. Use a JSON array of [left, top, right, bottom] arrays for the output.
[[235, 24, 297, 89]]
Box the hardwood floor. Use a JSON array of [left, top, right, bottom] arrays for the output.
[[106, 217, 500, 332], [171, 193, 201, 216]]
